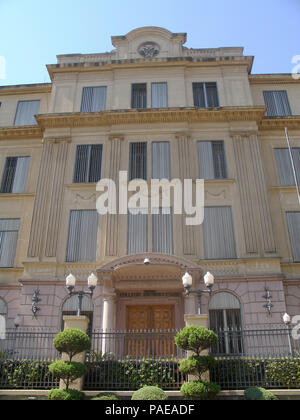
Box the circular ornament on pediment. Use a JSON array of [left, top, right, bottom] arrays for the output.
[[138, 42, 160, 58]]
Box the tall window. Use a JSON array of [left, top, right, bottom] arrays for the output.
[[131, 84, 147, 109], [129, 142, 147, 180], [152, 142, 170, 179], [151, 82, 168, 108], [286, 212, 300, 262], [152, 208, 173, 254], [197, 141, 227, 179], [209, 292, 243, 354], [263, 91, 292, 116], [73, 145, 103, 183], [14, 100, 40, 126], [0, 157, 30, 193], [203, 207, 236, 259], [193, 82, 219, 108], [0, 298, 7, 339], [80, 87, 107, 112], [127, 211, 148, 254], [66, 210, 98, 262], [0, 219, 20, 267], [274, 148, 300, 186]]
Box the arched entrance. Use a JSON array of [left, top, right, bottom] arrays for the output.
[[97, 253, 202, 332]]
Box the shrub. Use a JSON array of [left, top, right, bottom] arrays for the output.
[[180, 381, 220, 400], [265, 358, 300, 388], [53, 329, 91, 361], [179, 356, 216, 379], [245, 387, 278, 401], [49, 360, 87, 390], [175, 326, 218, 356], [91, 393, 120, 400], [48, 388, 85, 400], [131, 386, 168, 400]]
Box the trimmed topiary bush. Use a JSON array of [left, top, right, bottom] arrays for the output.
[[245, 387, 278, 401], [179, 356, 216, 378], [131, 386, 168, 400], [175, 326, 218, 356], [180, 381, 221, 400], [48, 388, 85, 400], [91, 393, 120, 400], [49, 360, 87, 390], [53, 329, 91, 361]]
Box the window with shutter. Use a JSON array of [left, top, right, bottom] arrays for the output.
[[286, 212, 300, 262], [151, 82, 168, 108], [127, 211, 148, 254], [129, 142, 147, 180], [14, 100, 40, 126], [80, 87, 107, 112], [203, 207, 236, 259], [197, 141, 227, 179], [73, 145, 103, 183], [263, 91, 292, 116], [0, 157, 30, 193], [152, 142, 170, 179], [274, 148, 300, 186], [193, 83, 219, 108], [152, 208, 173, 254], [131, 84, 147, 109], [0, 219, 20, 267], [66, 210, 98, 262]]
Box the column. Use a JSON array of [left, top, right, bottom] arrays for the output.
[[231, 131, 276, 255], [101, 295, 117, 355]]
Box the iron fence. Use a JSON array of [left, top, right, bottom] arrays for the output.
[[0, 328, 59, 390], [84, 329, 186, 390], [210, 324, 300, 389]]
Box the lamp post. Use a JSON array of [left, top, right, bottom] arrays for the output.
[[283, 312, 293, 357], [66, 273, 97, 316], [182, 271, 215, 315]]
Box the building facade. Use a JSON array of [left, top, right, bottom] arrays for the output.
[[0, 27, 299, 334]]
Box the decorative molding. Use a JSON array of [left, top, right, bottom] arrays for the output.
[[0, 126, 42, 140], [108, 134, 124, 141], [36, 107, 266, 129], [43, 136, 72, 144], [0, 84, 51, 95], [260, 116, 300, 131]]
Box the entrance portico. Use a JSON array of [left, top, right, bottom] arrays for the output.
[[97, 253, 202, 331]]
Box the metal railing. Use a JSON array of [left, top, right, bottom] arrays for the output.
[[84, 329, 186, 390], [210, 324, 300, 389], [0, 328, 59, 389]]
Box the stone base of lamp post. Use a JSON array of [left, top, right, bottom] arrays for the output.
[[184, 313, 210, 382], [59, 315, 90, 391]]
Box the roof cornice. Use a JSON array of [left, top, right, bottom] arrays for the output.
[[0, 126, 43, 140], [36, 107, 266, 129], [0, 83, 52, 96], [259, 116, 300, 130], [249, 74, 300, 85]]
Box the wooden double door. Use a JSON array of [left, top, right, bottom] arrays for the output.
[[126, 305, 175, 357]]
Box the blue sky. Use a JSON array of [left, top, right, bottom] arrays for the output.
[[0, 0, 299, 86]]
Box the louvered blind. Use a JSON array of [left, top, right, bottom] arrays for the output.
[[152, 208, 173, 254], [80, 87, 107, 112], [286, 212, 300, 262], [14, 100, 40, 126], [197, 141, 226, 179], [131, 84, 147, 109], [129, 142, 147, 180], [152, 142, 170, 179], [0, 157, 30, 193], [274, 148, 300, 186], [73, 145, 103, 183], [66, 210, 98, 262], [0, 219, 20, 267], [203, 207, 236, 259], [263, 91, 292, 116], [151, 83, 168, 108], [127, 211, 148, 254]]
